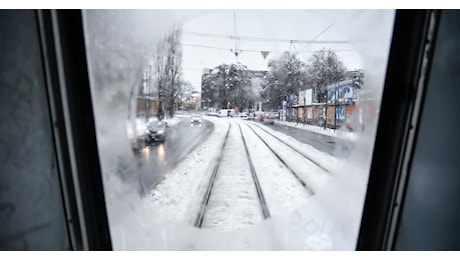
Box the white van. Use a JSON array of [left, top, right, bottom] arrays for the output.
[[218, 109, 235, 117]]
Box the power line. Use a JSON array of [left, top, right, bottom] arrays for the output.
[[297, 24, 334, 53], [181, 43, 356, 54], [181, 43, 226, 51], [183, 31, 348, 44]]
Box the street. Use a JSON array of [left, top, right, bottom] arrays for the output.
[[131, 114, 351, 196], [132, 115, 214, 193]]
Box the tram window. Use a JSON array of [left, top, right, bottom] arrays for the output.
[[82, 9, 395, 250]]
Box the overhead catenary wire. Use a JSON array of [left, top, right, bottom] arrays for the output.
[[296, 24, 334, 54], [180, 43, 356, 54], [183, 31, 349, 44], [182, 25, 351, 59]]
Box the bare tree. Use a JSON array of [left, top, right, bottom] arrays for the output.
[[152, 41, 166, 119], [150, 28, 183, 119], [163, 28, 183, 118]]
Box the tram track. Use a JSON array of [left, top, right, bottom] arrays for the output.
[[249, 122, 331, 174], [194, 122, 272, 229], [245, 124, 315, 196], [193, 119, 330, 229]]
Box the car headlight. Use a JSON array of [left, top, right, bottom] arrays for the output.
[[145, 129, 150, 134], [157, 130, 164, 135]]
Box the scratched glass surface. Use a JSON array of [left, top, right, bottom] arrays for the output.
[[83, 9, 395, 250]]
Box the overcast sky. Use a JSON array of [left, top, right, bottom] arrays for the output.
[[179, 9, 395, 90]]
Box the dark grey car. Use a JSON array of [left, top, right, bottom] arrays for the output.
[[145, 120, 167, 143]]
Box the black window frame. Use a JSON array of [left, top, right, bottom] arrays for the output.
[[38, 9, 443, 251], [37, 9, 112, 250]]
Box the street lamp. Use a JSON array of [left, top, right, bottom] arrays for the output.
[[324, 87, 327, 130]]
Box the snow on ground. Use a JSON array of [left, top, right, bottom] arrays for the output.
[[239, 123, 312, 218], [244, 122, 332, 193], [275, 119, 358, 141], [136, 115, 371, 250], [200, 124, 264, 230], [148, 117, 227, 225]]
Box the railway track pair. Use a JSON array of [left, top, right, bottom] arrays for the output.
[[194, 121, 331, 229]]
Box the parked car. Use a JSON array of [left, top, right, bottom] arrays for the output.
[[206, 111, 219, 117], [260, 113, 275, 125], [240, 114, 249, 120], [144, 120, 167, 143]]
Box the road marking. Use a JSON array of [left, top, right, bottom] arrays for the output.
[[148, 175, 165, 191]]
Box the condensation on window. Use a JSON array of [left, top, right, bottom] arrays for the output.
[[82, 10, 395, 250]]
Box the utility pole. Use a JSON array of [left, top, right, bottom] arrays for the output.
[[333, 52, 338, 131]]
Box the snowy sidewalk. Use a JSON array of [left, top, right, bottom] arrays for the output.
[[273, 120, 358, 141]]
